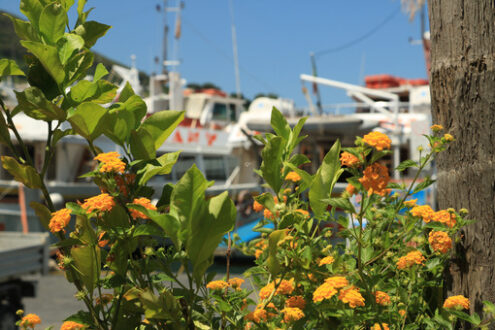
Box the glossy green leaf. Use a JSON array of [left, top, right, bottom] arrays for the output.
[[146, 210, 180, 248], [101, 204, 129, 229], [68, 102, 107, 141], [103, 106, 135, 145], [20, 0, 43, 28], [396, 159, 418, 172], [39, 2, 67, 44], [14, 87, 66, 121], [21, 41, 65, 84], [117, 81, 134, 102], [124, 95, 147, 127], [270, 107, 291, 140], [57, 34, 84, 65], [156, 183, 174, 209], [309, 139, 344, 219], [24, 55, 60, 100], [74, 215, 97, 245], [287, 116, 308, 153], [266, 229, 286, 276], [64, 50, 94, 86], [71, 244, 100, 293], [69, 79, 116, 104], [0, 59, 25, 78], [60, 0, 75, 11], [254, 192, 276, 213], [1, 156, 42, 189], [4, 14, 39, 42], [138, 110, 184, 150], [133, 223, 163, 237], [75, 20, 111, 48], [136, 151, 181, 185], [187, 191, 236, 283], [323, 197, 356, 214], [93, 63, 108, 81], [129, 129, 155, 160], [29, 201, 51, 231], [170, 164, 212, 228], [260, 136, 284, 193]]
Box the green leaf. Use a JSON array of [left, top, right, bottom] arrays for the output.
[[69, 80, 116, 104], [101, 204, 129, 229], [39, 2, 67, 44], [270, 107, 291, 140], [117, 81, 134, 102], [14, 87, 66, 121], [254, 192, 276, 213], [130, 129, 156, 160], [29, 201, 51, 231], [260, 136, 284, 193], [309, 140, 343, 219], [68, 102, 108, 141], [138, 110, 185, 150], [0, 114, 12, 146], [20, 0, 43, 28], [396, 159, 418, 172], [136, 151, 181, 185], [284, 163, 313, 192], [60, 0, 75, 11], [1, 156, 42, 188], [57, 34, 85, 65], [93, 63, 108, 81], [287, 116, 308, 153], [24, 55, 60, 100], [413, 177, 436, 194], [124, 95, 147, 127], [323, 197, 356, 214], [71, 244, 100, 293], [266, 229, 286, 276], [133, 223, 163, 237], [187, 191, 236, 283], [21, 41, 65, 84], [288, 153, 310, 167], [146, 211, 180, 248], [0, 59, 25, 78], [157, 183, 174, 209], [170, 164, 212, 228], [4, 13, 39, 42], [76, 0, 87, 18], [75, 20, 111, 48], [64, 50, 94, 85]]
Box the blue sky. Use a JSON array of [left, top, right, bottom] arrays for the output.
[[1, 0, 428, 108]]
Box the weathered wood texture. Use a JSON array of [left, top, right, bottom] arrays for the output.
[[427, 0, 495, 321]]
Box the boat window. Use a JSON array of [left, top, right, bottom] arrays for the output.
[[212, 103, 228, 121], [204, 156, 226, 181], [174, 155, 196, 179], [229, 104, 237, 122]]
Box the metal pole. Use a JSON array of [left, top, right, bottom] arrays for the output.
[[310, 52, 323, 114], [162, 0, 169, 75], [228, 0, 242, 98]]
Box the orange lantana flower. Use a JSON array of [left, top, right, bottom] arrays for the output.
[[318, 256, 335, 267], [338, 286, 365, 308], [431, 210, 456, 228], [443, 295, 470, 310], [61, 321, 87, 330], [253, 200, 263, 212], [129, 197, 157, 219], [94, 151, 126, 174], [48, 208, 71, 233], [363, 131, 391, 151], [374, 291, 391, 306], [396, 250, 425, 270], [281, 307, 305, 323], [429, 231, 452, 253], [20, 313, 41, 329], [228, 277, 244, 290], [285, 171, 301, 182], [410, 205, 434, 223], [206, 280, 228, 290], [340, 151, 360, 167], [81, 193, 115, 214], [359, 163, 390, 196], [285, 296, 306, 309]]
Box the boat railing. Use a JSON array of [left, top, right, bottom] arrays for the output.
[[297, 101, 413, 116]]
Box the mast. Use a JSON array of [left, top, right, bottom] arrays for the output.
[[228, 0, 242, 98], [161, 0, 169, 75]]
